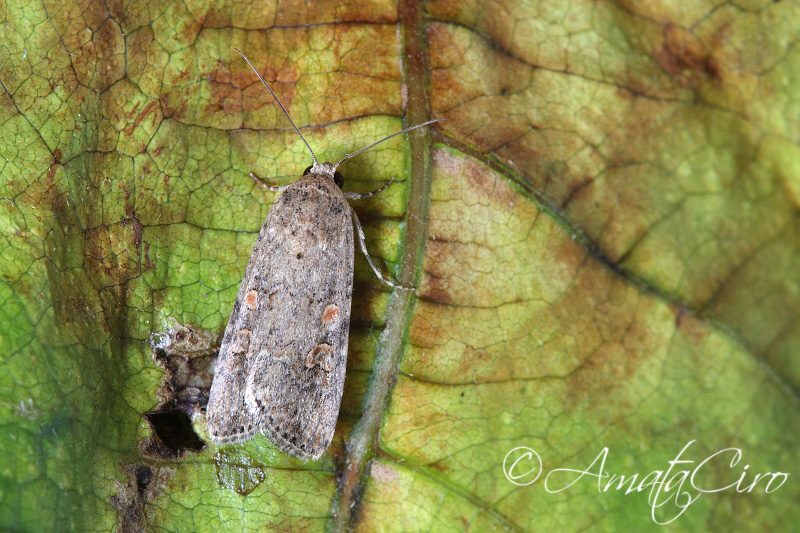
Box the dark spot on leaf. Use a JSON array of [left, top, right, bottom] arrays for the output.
[[110, 463, 174, 533], [656, 22, 725, 86], [134, 465, 152, 491]]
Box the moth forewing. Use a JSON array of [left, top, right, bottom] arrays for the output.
[[242, 175, 354, 460]]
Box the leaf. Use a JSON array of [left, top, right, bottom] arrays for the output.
[[0, 0, 798, 531]]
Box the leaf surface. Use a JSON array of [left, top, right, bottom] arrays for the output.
[[0, 0, 797, 531]]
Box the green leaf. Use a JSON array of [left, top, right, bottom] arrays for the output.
[[1, 0, 797, 531]]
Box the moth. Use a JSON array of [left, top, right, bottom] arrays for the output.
[[206, 49, 441, 460]]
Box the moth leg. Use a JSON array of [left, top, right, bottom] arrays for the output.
[[343, 177, 395, 200], [250, 171, 291, 192], [350, 206, 412, 291]]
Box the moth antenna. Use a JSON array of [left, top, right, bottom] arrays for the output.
[[235, 48, 318, 165], [334, 118, 444, 168]]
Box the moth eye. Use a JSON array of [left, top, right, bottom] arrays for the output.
[[333, 171, 344, 189], [303, 165, 313, 176]]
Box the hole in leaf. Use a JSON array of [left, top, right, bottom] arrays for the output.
[[145, 410, 205, 454]]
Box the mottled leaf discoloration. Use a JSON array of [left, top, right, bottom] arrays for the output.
[[0, 0, 797, 531]]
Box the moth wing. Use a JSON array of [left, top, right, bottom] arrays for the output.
[[244, 175, 354, 460], [206, 179, 292, 444], [207, 302, 257, 444]]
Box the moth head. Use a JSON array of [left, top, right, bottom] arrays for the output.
[[304, 163, 344, 189]]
